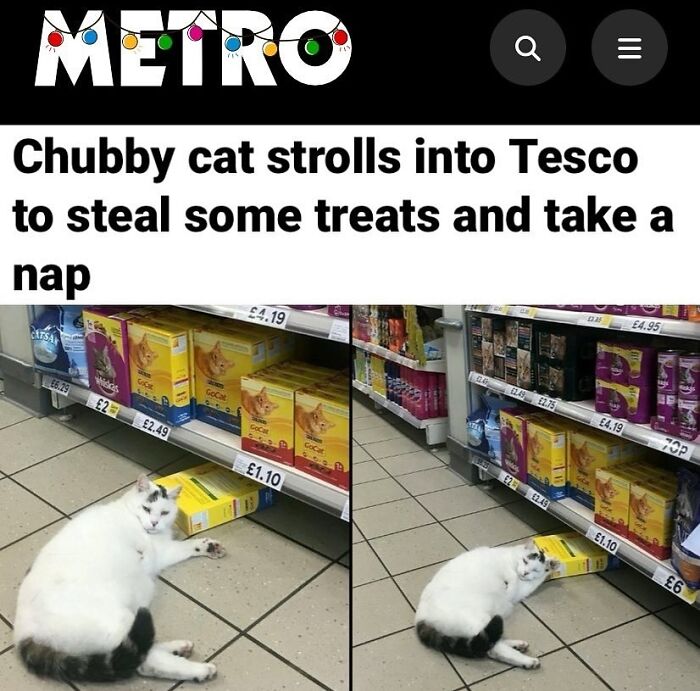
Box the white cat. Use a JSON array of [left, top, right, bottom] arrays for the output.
[[14, 474, 226, 683], [415, 541, 559, 669]]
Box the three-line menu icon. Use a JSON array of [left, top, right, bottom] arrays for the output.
[[617, 37, 642, 60]]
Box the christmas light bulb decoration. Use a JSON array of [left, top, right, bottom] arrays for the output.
[[305, 38, 320, 56], [122, 33, 139, 50], [225, 35, 241, 52], [187, 24, 203, 41], [48, 30, 64, 47], [157, 33, 173, 51], [332, 29, 348, 46], [263, 41, 278, 57], [82, 29, 98, 45]]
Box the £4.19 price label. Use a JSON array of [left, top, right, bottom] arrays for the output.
[[585, 525, 620, 555], [233, 454, 286, 491], [590, 413, 626, 437], [86, 392, 120, 418], [238, 305, 290, 330], [43, 375, 71, 397], [132, 412, 171, 441], [649, 436, 696, 461], [498, 470, 520, 490], [525, 487, 550, 511], [652, 566, 697, 604]]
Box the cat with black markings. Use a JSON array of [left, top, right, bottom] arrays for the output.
[[15, 474, 225, 683], [415, 541, 559, 669]]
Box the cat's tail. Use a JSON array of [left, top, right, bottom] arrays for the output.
[[415, 615, 503, 658], [18, 607, 155, 682]]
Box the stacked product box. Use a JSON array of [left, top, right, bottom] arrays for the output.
[[534, 532, 620, 578], [651, 350, 700, 440]]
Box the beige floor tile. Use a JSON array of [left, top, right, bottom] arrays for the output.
[[477, 481, 520, 504], [442, 506, 541, 549], [0, 648, 73, 690], [354, 498, 434, 540], [448, 604, 564, 684], [353, 478, 409, 510], [353, 628, 462, 691], [573, 615, 700, 690], [353, 402, 375, 418], [377, 450, 443, 476], [363, 437, 422, 460], [13, 442, 147, 515], [656, 603, 700, 646], [416, 485, 500, 521], [0, 479, 63, 549], [353, 578, 415, 645], [179, 637, 323, 691], [353, 425, 405, 445], [431, 448, 451, 464], [251, 565, 348, 689], [353, 415, 393, 431], [370, 524, 463, 575], [353, 542, 388, 586], [526, 573, 646, 643], [0, 617, 12, 650], [164, 520, 329, 628], [353, 446, 372, 464], [0, 417, 87, 475], [600, 565, 678, 612], [352, 523, 364, 543], [96, 426, 187, 472], [0, 520, 68, 623], [51, 406, 121, 440], [471, 649, 608, 691], [501, 500, 566, 534], [0, 399, 31, 430], [353, 460, 389, 485], [396, 467, 468, 496], [78, 674, 175, 690], [394, 561, 449, 608]]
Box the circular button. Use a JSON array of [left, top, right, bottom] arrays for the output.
[[491, 10, 566, 86], [592, 10, 667, 86]]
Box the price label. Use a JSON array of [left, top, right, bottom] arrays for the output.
[[472, 456, 490, 471], [590, 413, 626, 437], [533, 394, 558, 413], [498, 470, 520, 490], [329, 319, 350, 343], [238, 305, 290, 329], [43, 375, 71, 397], [652, 566, 697, 604], [469, 372, 490, 387], [579, 314, 613, 328], [629, 319, 662, 334], [515, 306, 538, 319], [233, 454, 286, 491], [341, 499, 350, 522], [585, 525, 620, 555], [464, 305, 478, 312], [132, 412, 171, 440], [86, 393, 120, 418], [649, 435, 696, 461], [489, 305, 510, 315], [525, 487, 550, 511], [506, 385, 528, 402]]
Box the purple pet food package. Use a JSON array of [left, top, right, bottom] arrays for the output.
[[610, 344, 630, 384], [679, 354, 700, 399], [627, 346, 656, 387], [657, 393, 678, 425], [595, 379, 612, 414], [658, 350, 682, 394], [327, 305, 350, 319]]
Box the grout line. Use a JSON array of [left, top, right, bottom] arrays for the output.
[[465, 645, 569, 685], [649, 609, 700, 649], [566, 646, 616, 691], [0, 644, 12, 657], [0, 417, 34, 433], [6, 436, 96, 478], [0, 612, 14, 630], [566, 612, 652, 647], [353, 625, 415, 648], [0, 516, 66, 553]]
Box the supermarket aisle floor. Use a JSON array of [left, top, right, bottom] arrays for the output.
[[351, 395, 700, 691], [0, 387, 349, 691]]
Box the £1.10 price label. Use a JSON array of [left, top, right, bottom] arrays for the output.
[[86, 393, 120, 418], [132, 412, 171, 441], [534, 394, 558, 413], [649, 436, 696, 461], [498, 470, 520, 490], [43, 375, 71, 397], [233, 454, 286, 491], [590, 413, 626, 437], [585, 525, 620, 555], [525, 487, 550, 511], [238, 305, 290, 330], [652, 566, 697, 604]]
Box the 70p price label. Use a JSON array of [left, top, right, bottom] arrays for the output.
[[648, 436, 696, 461], [86, 392, 120, 418], [233, 454, 286, 491], [652, 566, 697, 604], [590, 413, 626, 437], [238, 305, 290, 329]]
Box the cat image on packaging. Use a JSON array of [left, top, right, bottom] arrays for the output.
[[526, 418, 569, 500], [628, 477, 676, 559], [128, 320, 191, 425], [594, 465, 652, 538], [295, 388, 349, 489], [499, 409, 540, 482]]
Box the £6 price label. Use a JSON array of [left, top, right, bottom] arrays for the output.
[[132, 412, 171, 440], [239, 305, 290, 329], [590, 413, 626, 437], [43, 375, 71, 396], [233, 455, 286, 491], [652, 566, 697, 604], [585, 525, 620, 555], [534, 394, 558, 413], [86, 392, 120, 418], [498, 470, 520, 490], [525, 487, 550, 511]]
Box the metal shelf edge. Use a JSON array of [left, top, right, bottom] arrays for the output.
[[352, 339, 447, 373]]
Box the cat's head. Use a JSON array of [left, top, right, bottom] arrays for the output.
[[310, 404, 335, 434], [209, 342, 233, 377], [255, 388, 278, 416], [131, 474, 181, 534], [138, 334, 158, 367], [517, 541, 560, 581]]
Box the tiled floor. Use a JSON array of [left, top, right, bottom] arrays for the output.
[[351, 395, 700, 691], [0, 388, 349, 690]]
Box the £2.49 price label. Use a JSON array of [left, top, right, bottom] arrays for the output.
[[652, 566, 697, 604], [86, 392, 120, 418], [233, 454, 286, 491], [590, 413, 626, 437], [525, 487, 550, 511], [469, 372, 490, 387], [585, 525, 620, 555], [238, 305, 290, 330], [43, 375, 71, 396], [506, 385, 528, 402], [132, 412, 171, 440]]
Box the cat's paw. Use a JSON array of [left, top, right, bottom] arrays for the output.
[[509, 640, 529, 652], [201, 539, 225, 559], [173, 640, 194, 658], [192, 662, 217, 682], [522, 657, 540, 670]]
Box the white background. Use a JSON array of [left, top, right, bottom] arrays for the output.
[[1, 125, 695, 304]]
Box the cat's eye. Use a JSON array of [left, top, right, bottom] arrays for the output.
[[161, 510, 169, 516], [142, 506, 151, 513]]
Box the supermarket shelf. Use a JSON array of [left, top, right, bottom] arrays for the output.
[[469, 453, 698, 608], [465, 305, 700, 341], [179, 305, 349, 343], [468, 372, 700, 467], [352, 339, 447, 373], [42, 378, 348, 519], [353, 379, 448, 444]]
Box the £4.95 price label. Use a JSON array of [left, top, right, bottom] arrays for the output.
[[629, 319, 662, 335], [132, 412, 171, 441], [498, 470, 520, 490], [649, 436, 696, 461], [238, 305, 290, 330], [590, 413, 626, 437], [43, 375, 71, 397], [652, 566, 697, 604], [525, 487, 550, 511], [233, 454, 286, 491], [534, 394, 558, 413], [585, 525, 620, 555], [86, 392, 120, 418]]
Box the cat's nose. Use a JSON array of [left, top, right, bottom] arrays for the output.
[[151, 520, 158, 527]]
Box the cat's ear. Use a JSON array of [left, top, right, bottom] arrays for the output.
[[547, 558, 560, 572], [136, 473, 151, 493], [260, 387, 267, 396], [140, 333, 147, 344], [167, 484, 182, 500], [524, 538, 536, 551], [315, 404, 323, 412]]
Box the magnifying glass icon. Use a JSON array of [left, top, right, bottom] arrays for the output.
[[515, 35, 541, 62]]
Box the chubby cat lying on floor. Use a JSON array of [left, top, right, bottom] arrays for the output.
[[415, 541, 559, 669], [15, 474, 225, 683]]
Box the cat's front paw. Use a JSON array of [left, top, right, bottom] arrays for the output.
[[192, 662, 217, 682], [200, 538, 225, 559], [510, 640, 529, 652], [523, 656, 540, 670]]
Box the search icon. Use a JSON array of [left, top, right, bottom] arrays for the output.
[[515, 35, 541, 61]]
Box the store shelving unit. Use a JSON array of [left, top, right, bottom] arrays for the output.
[[42, 377, 348, 519], [352, 339, 447, 373]]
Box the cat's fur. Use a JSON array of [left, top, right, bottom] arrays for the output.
[[415, 541, 559, 669], [14, 474, 225, 683], [132, 334, 158, 371], [595, 477, 616, 502], [94, 345, 116, 380], [630, 492, 652, 520], [195, 342, 233, 380], [570, 442, 594, 472], [241, 387, 278, 418], [296, 403, 335, 436]]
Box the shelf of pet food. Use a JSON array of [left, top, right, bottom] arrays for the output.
[[41, 378, 349, 519], [464, 305, 700, 341], [468, 372, 700, 468], [352, 380, 448, 429], [178, 305, 349, 343], [352, 339, 447, 373], [469, 453, 699, 607]]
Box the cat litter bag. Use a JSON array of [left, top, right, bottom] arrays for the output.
[[483, 394, 518, 464], [31, 306, 88, 386], [671, 468, 700, 589], [467, 407, 488, 453]]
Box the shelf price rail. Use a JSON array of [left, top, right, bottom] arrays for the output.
[[352, 339, 447, 373]]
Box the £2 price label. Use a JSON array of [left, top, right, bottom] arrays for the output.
[[591, 413, 626, 437], [43, 375, 71, 397], [534, 394, 558, 413], [525, 487, 550, 511], [515, 306, 537, 319], [233, 455, 286, 491], [652, 566, 697, 604], [498, 470, 520, 490], [86, 393, 120, 418], [239, 305, 290, 329], [489, 305, 510, 315], [132, 412, 171, 440], [585, 525, 620, 555]]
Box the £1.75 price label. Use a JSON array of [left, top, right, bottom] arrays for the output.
[[132, 412, 171, 441], [652, 566, 697, 604], [86, 392, 120, 418], [238, 305, 290, 330], [43, 375, 71, 397], [525, 487, 550, 511], [590, 413, 626, 437], [585, 525, 620, 555], [233, 454, 286, 491]]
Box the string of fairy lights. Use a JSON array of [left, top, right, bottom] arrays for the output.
[[44, 10, 349, 56]]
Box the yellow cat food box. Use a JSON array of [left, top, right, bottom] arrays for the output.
[[370, 355, 387, 396], [534, 532, 620, 579], [157, 462, 275, 536], [295, 387, 350, 490], [594, 464, 646, 537], [526, 418, 569, 500], [127, 320, 191, 425], [628, 477, 676, 559]]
